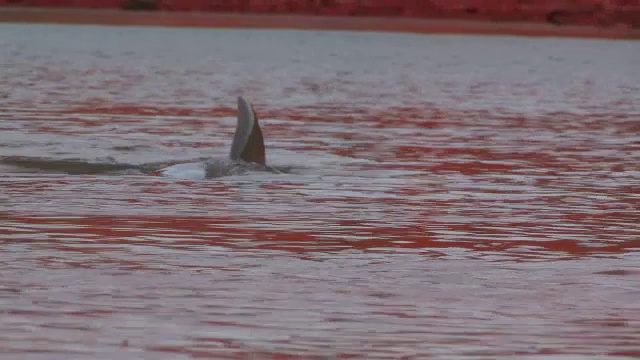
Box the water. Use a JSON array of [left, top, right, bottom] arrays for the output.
[[1, 23, 639, 359]]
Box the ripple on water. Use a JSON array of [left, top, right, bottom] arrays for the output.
[[0, 24, 639, 359]]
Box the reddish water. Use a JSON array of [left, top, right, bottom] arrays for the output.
[[1, 24, 639, 359]]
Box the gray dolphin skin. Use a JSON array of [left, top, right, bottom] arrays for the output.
[[158, 96, 272, 180], [229, 96, 266, 166]]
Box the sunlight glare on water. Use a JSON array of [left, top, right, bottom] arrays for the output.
[[0, 23, 639, 359]]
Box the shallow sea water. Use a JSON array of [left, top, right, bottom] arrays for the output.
[[0, 24, 639, 359]]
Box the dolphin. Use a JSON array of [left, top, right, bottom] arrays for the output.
[[157, 96, 276, 180], [0, 96, 283, 179]]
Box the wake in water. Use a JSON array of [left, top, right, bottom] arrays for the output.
[[0, 156, 151, 175], [0, 155, 292, 177]]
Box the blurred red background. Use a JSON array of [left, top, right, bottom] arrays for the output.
[[0, 0, 638, 28]]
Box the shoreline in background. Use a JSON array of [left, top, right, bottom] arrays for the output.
[[0, 7, 638, 40]]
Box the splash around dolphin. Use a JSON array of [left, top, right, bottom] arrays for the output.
[[157, 96, 283, 180]]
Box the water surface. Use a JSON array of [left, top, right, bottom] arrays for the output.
[[1, 24, 639, 359]]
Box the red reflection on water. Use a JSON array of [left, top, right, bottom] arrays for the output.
[[2, 29, 639, 358], [2, 214, 635, 259]]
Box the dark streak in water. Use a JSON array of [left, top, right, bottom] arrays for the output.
[[0, 156, 148, 174]]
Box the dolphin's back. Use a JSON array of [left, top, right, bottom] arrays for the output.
[[229, 96, 266, 166], [157, 96, 269, 180]]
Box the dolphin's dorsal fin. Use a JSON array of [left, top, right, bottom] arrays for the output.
[[229, 96, 266, 166]]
